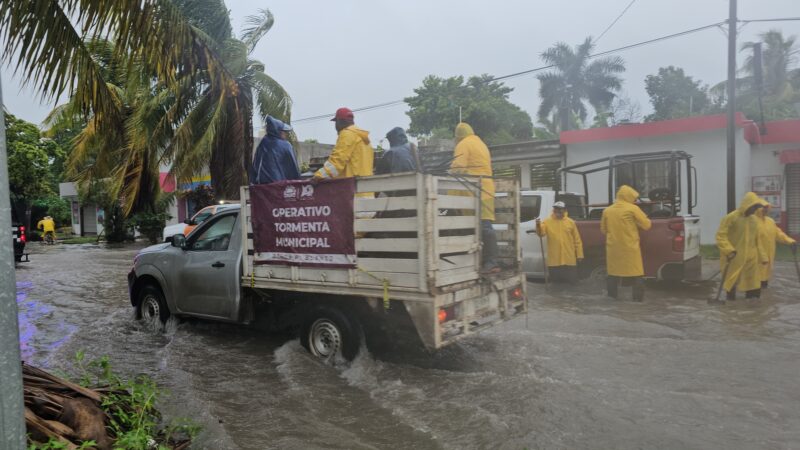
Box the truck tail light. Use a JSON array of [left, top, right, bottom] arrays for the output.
[[438, 305, 456, 324], [669, 220, 684, 252], [672, 235, 684, 252], [19, 226, 26, 243], [510, 287, 523, 299]]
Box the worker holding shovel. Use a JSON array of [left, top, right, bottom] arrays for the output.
[[715, 192, 769, 301], [534, 201, 584, 284]]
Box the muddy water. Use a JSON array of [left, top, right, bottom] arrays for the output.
[[14, 243, 800, 449]]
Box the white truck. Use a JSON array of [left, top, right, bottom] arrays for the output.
[[128, 173, 527, 361]]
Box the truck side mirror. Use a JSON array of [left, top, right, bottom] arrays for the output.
[[183, 218, 194, 225], [171, 234, 187, 249]]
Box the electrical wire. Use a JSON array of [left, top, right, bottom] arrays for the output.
[[292, 21, 726, 125], [595, 0, 639, 44], [740, 17, 800, 23]]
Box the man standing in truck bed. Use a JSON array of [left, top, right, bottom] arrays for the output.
[[601, 185, 652, 301], [450, 122, 499, 273], [314, 107, 374, 181]]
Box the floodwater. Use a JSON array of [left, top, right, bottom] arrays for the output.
[[14, 243, 800, 449]]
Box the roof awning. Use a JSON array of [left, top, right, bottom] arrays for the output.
[[779, 149, 800, 164]]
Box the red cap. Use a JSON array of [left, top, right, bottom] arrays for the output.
[[331, 107, 354, 121]]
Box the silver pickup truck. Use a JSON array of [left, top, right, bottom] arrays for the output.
[[128, 174, 527, 361]]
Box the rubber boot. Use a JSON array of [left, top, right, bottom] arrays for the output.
[[632, 278, 645, 302], [606, 276, 619, 299]]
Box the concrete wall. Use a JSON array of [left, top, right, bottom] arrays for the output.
[[565, 128, 752, 244]]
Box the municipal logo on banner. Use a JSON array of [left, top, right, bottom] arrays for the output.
[[249, 178, 356, 268]]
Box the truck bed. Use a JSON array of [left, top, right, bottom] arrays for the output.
[[240, 173, 527, 349]]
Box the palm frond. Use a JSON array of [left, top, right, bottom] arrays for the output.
[[241, 8, 275, 54]]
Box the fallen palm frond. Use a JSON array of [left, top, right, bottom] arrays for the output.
[[23, 358, 196, 450]]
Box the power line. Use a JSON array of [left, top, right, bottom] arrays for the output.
[[740, 17, 800, 23], [596, 0, 638, 44], [292, 21, 726, 125]]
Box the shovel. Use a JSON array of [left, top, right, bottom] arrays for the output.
[[709, 252, 736, 305]]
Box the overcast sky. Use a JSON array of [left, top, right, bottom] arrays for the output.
[[2, 0, 799, 145]]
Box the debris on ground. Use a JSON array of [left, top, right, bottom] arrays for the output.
[[23, 362, 193, 449]]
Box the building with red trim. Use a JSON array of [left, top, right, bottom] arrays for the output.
[[561, 113, 800, 242]]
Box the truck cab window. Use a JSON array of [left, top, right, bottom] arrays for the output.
[[520, 195, 542, 222], [190, 214, 237, 251]]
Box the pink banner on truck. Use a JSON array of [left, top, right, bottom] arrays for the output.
[[250, 178, 356, 268]]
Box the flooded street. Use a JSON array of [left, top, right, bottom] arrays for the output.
[[14, 243, 800, 449]]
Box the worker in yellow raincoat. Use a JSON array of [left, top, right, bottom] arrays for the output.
[[450, 122, 498, 273], [716, 192, 768, 300], [37, 216, 56, 241], [536, 201, 584, 283], [314, 107, 374, 182], [601, 185, 652, 301], [756, 203, 796, 289]]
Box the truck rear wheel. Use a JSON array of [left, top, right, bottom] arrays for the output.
[[301, 306, 361, 362]]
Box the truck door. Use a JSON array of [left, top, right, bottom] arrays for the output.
[[176, 213, 240, 318]]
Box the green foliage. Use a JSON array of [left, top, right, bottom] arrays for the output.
[[181, 185, 216, 211], [645, 66, 710, 122], [537, 37, 626, 131], [5, 113, 66, 219], [131, 211, 171, 244], [69, 351, 199, 449], [711, 29, 800, 121], [405, 74, 533, 145], [32, 195, 71, 226]]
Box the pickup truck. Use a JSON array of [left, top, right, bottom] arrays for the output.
[[518, 190, 701, 280], [518, 151, 702, 281], [128, 173, 527, 361]]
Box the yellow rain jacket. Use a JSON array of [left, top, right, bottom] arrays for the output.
[[450, 123, 495, 221], [716, 192, 768, 292], [37, 217, 55, 233], [314, 125, 374, 180], [756, 209, 796, 282], [601, 185, 652, 277], [536, 211, 584, 267]]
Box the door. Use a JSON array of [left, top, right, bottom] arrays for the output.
[[518, 193, 545, 277], [176, 213, 240, 318]]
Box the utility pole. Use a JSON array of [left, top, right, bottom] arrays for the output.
[[0, 76, 26, 449], [726, 0, 738, 212]]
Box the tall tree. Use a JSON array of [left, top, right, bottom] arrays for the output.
[[4, 113, 65, 228], [711, 29, 800, 121], [644, 66, 710, 122], [0, 0, 289, 206], [742, 30, 798, 97], [405, 74, 533, 145], [537, 37, 626, 131], [41, 2, 291, 213]]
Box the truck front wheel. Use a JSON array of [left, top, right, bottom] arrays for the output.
[[301, 306, 361, 362], [137, 284, 170, 326]]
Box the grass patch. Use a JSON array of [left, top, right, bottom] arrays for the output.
[[700, 244, 797, 262], [60, 236, 100, 245]]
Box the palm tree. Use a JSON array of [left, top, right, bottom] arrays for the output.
[[741, 30, 798, 97], [711, 30, 800, 121], [164, 6, 292, 201], [536, 37, 626, 131], [1, 0, 288, 210]]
